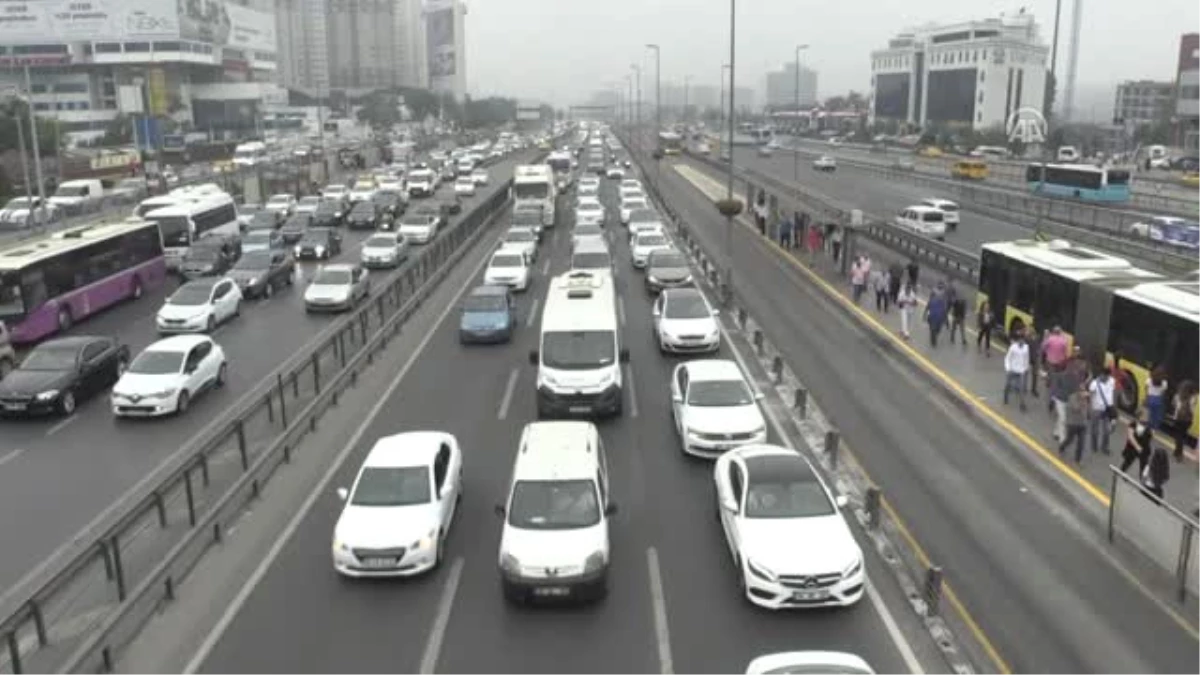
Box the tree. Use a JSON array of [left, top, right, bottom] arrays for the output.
[[0, 102, 59, 157]]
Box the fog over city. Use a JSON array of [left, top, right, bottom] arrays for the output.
[[468, 0, 1199, 110]]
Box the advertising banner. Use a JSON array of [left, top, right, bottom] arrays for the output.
[[0, 0, 180, 43], [178, 0, 274, 54], [223, 1, 276, 54], [424, 0, 456, 87]]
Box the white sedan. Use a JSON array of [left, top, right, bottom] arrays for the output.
[[111, 335, 227, 417], [620, 197, 649, 225], [454, 177, 477, 196], [304, 264, 370, 312], [812, 156, 837, 172], [483, 248, 532, 291], [264, 193, 296, 216], [575, 200, 605, 227], [745, 652, 874, 675], [156, 277, 242, 334], [654, 288, 721, 355], [471, 169, 489, 185], [360, 232, 409, 269], [671, 359, 765, 458], [630, 230, 672, 269], [501, 227, 539, 261], [714, 444, 865, 609], [332, 431, 463, 577], [294, 195, 322, 215], [606, 165, 626, 179], [398, 214, 440, 244], [571, 223, 605, 250]]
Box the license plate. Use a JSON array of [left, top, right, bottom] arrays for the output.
[[361, 557, 396, 568], [792, 590, 829, 601], [534, 587, 570, 597], [3, 403, 26, 411], [568, 406, 590, 414]]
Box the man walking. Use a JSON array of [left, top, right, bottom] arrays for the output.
[[1088, 370, 1116, 455]]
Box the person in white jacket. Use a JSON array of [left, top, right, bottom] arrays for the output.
[[1004, 335, 1030, 412], [896, 282, 918, 339]]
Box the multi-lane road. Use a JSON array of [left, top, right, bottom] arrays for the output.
[[0, 154, 527, 592], [187, 168, 924, 675]]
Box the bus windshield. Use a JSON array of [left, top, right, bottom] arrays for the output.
[[514, 183, 550, 200], [144, 214, 191, 247]]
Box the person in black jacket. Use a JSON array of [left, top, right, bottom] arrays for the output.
[[1120, 409, 1154, 477]]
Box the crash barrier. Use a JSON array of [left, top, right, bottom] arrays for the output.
[[620, 131, 994, 673], [0, 162, 528, 674], [1107, 466, 1199, 600]]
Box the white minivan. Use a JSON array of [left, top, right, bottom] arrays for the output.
[[894, 205, 947, 240], [495, 421, 616, 603]]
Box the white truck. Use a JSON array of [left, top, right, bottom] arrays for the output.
[[48, 178, 106, 210], [513, 164, 556, 228], [547, 151, 573, 191], [232, 141, 268, 168]]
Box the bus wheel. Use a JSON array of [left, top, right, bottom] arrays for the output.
[[58, 307, 73, 332], [131, 278, 143, 300]]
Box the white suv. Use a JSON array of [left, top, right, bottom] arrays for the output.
[[495, 421, 616, 603]]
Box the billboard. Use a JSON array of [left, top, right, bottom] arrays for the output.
[[424, 0, 456, 88]]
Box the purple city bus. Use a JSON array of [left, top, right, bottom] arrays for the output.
[[0, 220, 167, 345]]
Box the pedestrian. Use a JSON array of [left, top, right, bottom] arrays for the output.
[[850, 256, 867, 304], [798, 211, 810, 247], [925, 282, 948, 347], [888, 262, 903, 304], [1088, 370, 1116, 455], [1142, 441, 1171, 502], [975, 299, 995, 355], [830, 226, 844, 264], [1169, 381, 1196, 462], [824, 222, 836, 255], [1025, 321, 1042, 399], [1049, 343, 1082, 442], [872, 267, 890, 313], [906, 257, 920, 289], [807, 222, 822, 259], [897, 282, 918, 339], [1003, 334, 1030, 412], [779, 214, 794, 249], [947, 288, 967, 346], [1145, 366, 1168, 430], [1120, 409, 1154, 476], [1058, 381, 1089, 463], [1041, 326, 1070, 415]]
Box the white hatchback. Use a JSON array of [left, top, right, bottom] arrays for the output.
[[575, 200, 605, 227], [630, 230, 672, 269], [111, 335, 227, 417], [654, 288, 722, 356], [484, 248, 532, 291], [156, 277, 241, 334]]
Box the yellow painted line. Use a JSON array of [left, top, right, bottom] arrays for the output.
[[674, 159, 1200, 641]]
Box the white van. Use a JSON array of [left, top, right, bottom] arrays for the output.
[[495, 421, 616, 603], [894, 205, 947, 240], [529, 271, 628, 417]]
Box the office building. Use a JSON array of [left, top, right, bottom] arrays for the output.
[[868, 11, 1049, 131], [764, 62, 818, 110], [0, 0, 282, 145], [1176, 33, 1198, 149], [1113, 80, 1174, 127]]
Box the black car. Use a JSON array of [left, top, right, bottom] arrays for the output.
[[294, 227, 342, 260], [312, 201, 344, 228], [346, 201, 381, 230], [0, 336, 129, 416], [372, 189, 405, 217], [229, 249, 295, 299], [440, 164, 457, 182], [437, 194, 463, 216], [179, 240, 236, 280], [280, 213, 313, 243], [246, 211, 281, 232], [411, 203, 446, 229], [644, 248, 694, 294]]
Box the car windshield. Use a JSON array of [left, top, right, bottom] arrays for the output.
[[185, 247, 221, 262], [578, 203, 601, 212], [144, 214, 191, 248], [299, 197, 320, 206], [650, 252, 687, 268], [350, 204, 374, 215], [267, 196, 291, 205], [283, 216, 309, 229], [575, 225, 602, 237], [541, 330, 615, 369], [350, 466, 431, 506], [572, 251, 610, 269], [128, 349, 184, 375], [402, 216, 435, 227], [491, 253, 523, 268], [234, 251, 272, 270], [630, 209, 660, 223], [625, 200, 647, 210], [464, 294, 506, 312], [248, 212, 276, 228], [169, 284, 214, 306], [313, 268, 351, 285], [364, 235, 396, 248], [316, 204, 339, 216], [745, 475, 834, 519], [759, 666, 874, 675], [665, 294, 710, 319], [687, 379, 752, 407], [242, 232, 272, 246], [300, 231, 328, 244], [507, 479, 601, 530], [506, 230, 534, 243], [514, 183, 549, 200], [19, 345, 79, 371], [512, 212, 541, 227], [637, 234, 667, 247]]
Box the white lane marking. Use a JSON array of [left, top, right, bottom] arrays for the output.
[[44, 415, 77, 438], [625, 364, 639, 419], [0, 447, 26, 469], [497, 368, 519, 420], [540, 257, 551, 275], [717, 318, 923, 675], [525, 297, 540, 329], [617, 295, 626, 327], [419, 556, 464, 674], [646, 547, 675, 674], [182, 233, 498, 674]]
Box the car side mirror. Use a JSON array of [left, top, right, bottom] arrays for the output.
[[711, 309, 720, 316], [528, 349, 539, 366], [835, 494, 848, 508], [671, 393, 683, 403], [652, 308, 661, 318], [721, 498, 738, 513], [493, 503, 506, 518], [336, 487, 349, 501], [619, 348, 630, 363], [605, 502, 618, 516]]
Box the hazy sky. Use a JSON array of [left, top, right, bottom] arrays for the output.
[[464, 0, 1199, 108]]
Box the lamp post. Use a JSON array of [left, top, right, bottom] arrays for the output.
[[625, 74, 633, 129], [793, 44, 809, 182], [719, 63, 730, 142], [683, 75, 691, 123], [630, 64, 641, 148], [646, 43, 661, 136], [724, 0, 737, 297]]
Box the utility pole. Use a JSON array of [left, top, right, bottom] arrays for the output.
[[23, 65, 47, 223], [683, 76, 691, 123], [646, 43, 661, 135], [793, 45, 809, 182], [631, 64, 641, 148], [725, 0, 737, 297]]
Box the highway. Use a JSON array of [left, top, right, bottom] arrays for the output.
[[0, 154, 527, 592], [190, 168, 921, 674], [635, 142, 1196, 673]]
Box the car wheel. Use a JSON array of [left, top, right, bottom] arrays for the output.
[[433, 530, 445, 569], [216, 362, 228, 388], [206, 315, 216, 332], [736, 559, 749, 601], [176, 390, 191, 414], [58, 307, 73, 332], [233, 300, 241, 318], [131, 278, 143, 300], [59, 390, 76, 416], [264, 282, 274, 298]]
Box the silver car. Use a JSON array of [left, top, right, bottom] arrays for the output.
[[360, 232, 410, 269], [303, 264, 371, 313]]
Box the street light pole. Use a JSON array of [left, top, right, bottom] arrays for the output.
[[646, 43, 661, 136], [793, 44, 809, 183], [725, 0, 736, 296], [23, 65, 47, 223], [719, 64, 730, 144], [683, 75, 691, 123], [625, 74, 633, 129], [631, 64, 641, 147]]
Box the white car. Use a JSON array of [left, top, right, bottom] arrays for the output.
[[572, 223, 605, 250], [304, 263, 370, 312], [378, 178, 405, 193], [714, 444, 865, 609], [349, 180, 378, 203], [294, 195, 322, 216], [620, 197, 649, 224], [620, 179, 642, 191], [155, 277, 242, 334], [111, 335, 227, 417], [398, 213, 440, 244], [630, 230, 672, 269], [812, 156, 837, 172], [502, 227, 539, 261], [471, 169, 489, 185], [606, 165, 625, 179], [628, 210, 665, 238], [920, 198, 960, 230], [332, 431, 462, 577], [454, 177, 477, 196], [696, 142, 712, 155], [322, 184, 350, 204], [745, 652, 874, 675], [575, 200, 605, 227], [360, 232, 409, 269], [895, 205, 947, 240], [577, 184, 600, 202], [578, 177, 601, 192], [618, 187, 645, 205], [264, 193, 296, 217], [483, 248, 532, 291], [655, 289, 722, 357], [671, 359, 765, 457]]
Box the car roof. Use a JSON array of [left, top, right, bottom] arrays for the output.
[[145, 335, 211, 352], [363, 431, 452, 469], [635, 230, 668, 242], [648, 247, 684, 263], [574, 239, 609, 254], [515, 422, 601, 480], [178, 277, 220, 291], [492, 247, 526, 261], [684, 358, 743, 381], [922, 197, 957, 206], [906, 204, 941, 213], [320, 263, 355, 272], [36, 335, 106, 350]]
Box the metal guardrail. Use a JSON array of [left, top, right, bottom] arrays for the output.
[[0, 171, 521, 674], [1107, 465, 1199, 601]]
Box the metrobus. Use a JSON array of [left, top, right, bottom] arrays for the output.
[[1025, 163, 1132, 203], [140, 193, 239, 269], [977, 239, 1198, 434], [0, 220, 168, 344], [658, 131, 684, 155]]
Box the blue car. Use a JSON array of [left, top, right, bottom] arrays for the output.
[[459, 285, 516, 344]]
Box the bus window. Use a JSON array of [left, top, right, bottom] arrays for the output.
[[1108, 295, 1195, 376], [1106, 170, 1131, 186], [1011, 262, 1037, 319], [1037, 273, 1077, 332]]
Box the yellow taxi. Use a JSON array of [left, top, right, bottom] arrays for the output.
[[1181, 171, 1199, 188], [951, 159, 989, 180], [917, 146, 944, 158]]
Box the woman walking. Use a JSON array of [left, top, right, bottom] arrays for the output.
[[975, 300, 995, 356], [1120, 409, 1154, 476]]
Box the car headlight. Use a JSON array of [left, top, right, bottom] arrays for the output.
[[35, 390, 59, 401], [584, 551, 606, 573], [500, 552, 521, 573], [842, 557, 863, 578], [315, 245, 326, 255], [539, 372, 559, 388], [293, 246, 301, 256], [596, 369, 616, 387], [332, 537, 350, 553], [746, 558, 777, 582], [410, 528, 438, 551]]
